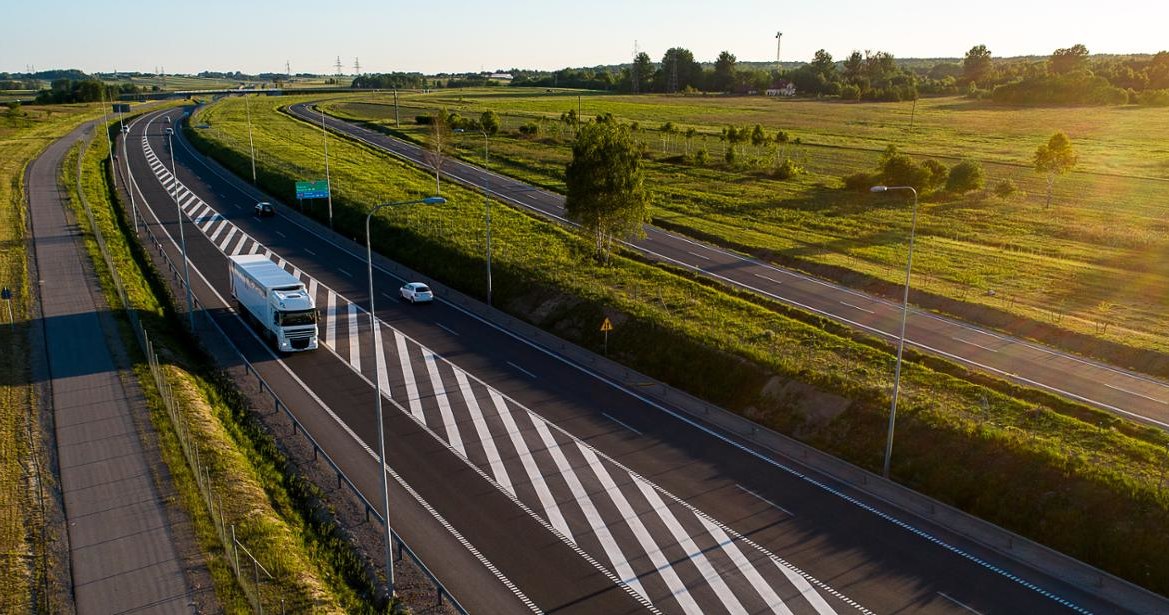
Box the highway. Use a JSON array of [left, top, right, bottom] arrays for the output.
[[121, 105, 1125, 613], [287, 101, 1169, 432]]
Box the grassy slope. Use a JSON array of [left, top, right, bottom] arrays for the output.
[[191, 94, 1169, 594], [69, 122, 380, 612], [0, 102, 108, 612], [324, 90, 1169, 369]]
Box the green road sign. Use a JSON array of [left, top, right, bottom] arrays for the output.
[[295, 180, 329, 200]]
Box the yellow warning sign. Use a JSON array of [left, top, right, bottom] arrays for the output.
[[600, 317, 613, 332]]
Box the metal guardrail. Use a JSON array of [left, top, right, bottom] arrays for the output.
[[83, 119, 467, 614]]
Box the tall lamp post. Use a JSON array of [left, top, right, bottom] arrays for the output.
[[365, 195, 446, 601], [166, 127, 195, 329], [481, 130, 493, 306], [122, 125, 139, 234], [870, 185, 919, 479], [244, 94, 257, 184], [319, 106, 334, 228]]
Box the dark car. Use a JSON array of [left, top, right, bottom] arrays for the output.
[[254, 202, 275, 217]]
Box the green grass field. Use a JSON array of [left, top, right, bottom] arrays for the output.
[[190, 93, 1169, 594], [323, 89, 1169, 371]]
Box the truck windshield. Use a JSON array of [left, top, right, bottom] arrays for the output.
[[277, 309, 317, 327]]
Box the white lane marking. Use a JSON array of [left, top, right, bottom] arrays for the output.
[[951, 337, 998, 353], [435, 322, 459, 337], [394, 331, 426, 422], [325, 290, 337, 349], [275, 230, 287, 238], [307, 278, 318, 303], [304, 248, 317, 256], [373, 322, 391, 399], [686, 250, 711, 261], [839, 301, 874, 315], [1103, 383, 1167, 404], [291, 266, 303, 280], [218, 226, 238, 251], [277, 257, 287, 270], [576, 445, 705, 615], [507, 361, 536, 379], [630, 476, 752, 614], [382, 292, 395, 301], [453, 369, 514, 495], [736, 484, 795, 517], [488, 390, 575, 540], [338, 268, 353, 278], [231, 235, 249, 256], [692, 515, 806, 615], [601, 413, 642, 436], [347, 301, 361, 371], [528, 418, 649, 602], [937, 592, 983, 615], [422, 349, 467, 456], [208, 219, 229, 242], [753, 272, 783, 284], [202, 214, 223, 233], [248, 240, 262, 255]]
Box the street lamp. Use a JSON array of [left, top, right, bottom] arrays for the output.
[[319, 106, 333, 229], [166, 126, 195, 330], [121, 125, 139, 234], [364, 195, 446, 602], [481, 130, 493, 306], [244, 94, 257, 184], [870, 184, 919, 479]]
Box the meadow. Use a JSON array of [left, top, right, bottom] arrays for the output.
[[190, 93, 1169, 594], [324, 90, 1169, 371]]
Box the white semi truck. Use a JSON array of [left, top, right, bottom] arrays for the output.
[[229, 254, 318, 352]]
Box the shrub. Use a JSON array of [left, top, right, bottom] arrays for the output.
[[724, 148, 736, 164], [947, 160, 986, 193], [414, 114, 433, 125], [1138, 89, 1169, 106], [922, 159, 950, 190], [517, 122, 539, 137], [839, 84, 862, 101], [773, 158, 804, 180], [993, 179, 1019, 199], [693, 149, 709, 165], [842, 171, 876, 192], [880, 153, 931, 191]]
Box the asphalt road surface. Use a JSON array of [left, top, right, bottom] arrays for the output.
[[286, 102, 1169, 432], [120, 106, 1133, 613]]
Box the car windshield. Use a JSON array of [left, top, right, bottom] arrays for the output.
[[414, 285, 431, 293], [277, 309, 317, 326]]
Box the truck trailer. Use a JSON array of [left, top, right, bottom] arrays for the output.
[[229, 254, 318, 352]]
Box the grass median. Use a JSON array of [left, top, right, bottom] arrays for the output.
[[186, 93, 1169, 595]]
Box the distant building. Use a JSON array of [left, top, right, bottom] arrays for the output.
[[489, 73, 514, 80], [765, 80, 796, 97]]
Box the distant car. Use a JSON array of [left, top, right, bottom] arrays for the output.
[[399, 282, 434, 304], [254, 202, 275, 217]]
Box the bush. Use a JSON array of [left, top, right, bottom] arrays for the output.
[[922, 159, 949, 190], [724, 148, 736, 164], [946, 160, 986, 193], [881, 153, 931, 191], [517, 122, 539, 137], [1138, 89, 1169, 106], [993, 179, 1019, 199], [839, 84, 862, 101], [773, 158, 804, 180], [842, 172, 876, 192], [693, 149, 709, 165], [414, 114, 433, 125]]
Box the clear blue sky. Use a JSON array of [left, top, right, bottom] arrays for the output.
[[4, 0, 1164, 75]]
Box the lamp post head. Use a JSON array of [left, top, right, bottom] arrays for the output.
[[870, 185, 888, 193], [422, 196, 447, 205]]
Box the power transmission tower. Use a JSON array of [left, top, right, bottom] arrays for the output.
[[631, 40, 640, 94], [353, 57, 361, 75], [667, 52, 678, 93], [334, 56, 343, 77], [286, 60, 291, 79]]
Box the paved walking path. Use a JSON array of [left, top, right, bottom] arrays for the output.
[[27, 123, 193, 614]]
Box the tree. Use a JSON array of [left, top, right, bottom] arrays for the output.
[[713, 50, 737, 92], [946, 160, 985, 193], [1033, 132, 1078, 207], [657, 47, 701, 92], [564, 122, 651, 261], [630, 51, 653, 93], [480, 110, 500, 136], [810, 49, 835, 78], [1050, 44, 1089, 75], [423, 109, 453, 193], [842, 51, 865, 84], [963, 45, 993, 86]]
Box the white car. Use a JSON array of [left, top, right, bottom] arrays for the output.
[[399, 282, 434, 304]]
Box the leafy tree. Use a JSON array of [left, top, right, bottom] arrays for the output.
[[480, 110, 500, 136], [963, 45, 993, 86], [922, 159, 950, 190], [842, 51, 865, 84], [946, 160, 986, 193], [1050, 44, 1089, 75], [713, 50, 737, 92], [630, 51, 654, 93], [564, 122, 651, 261], [1033, 132, 1078, 207], [423, 109, 452, 193], [811, 49, 835, 77], [750, 124, 767, 148], [657, 47, 702, 92]]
